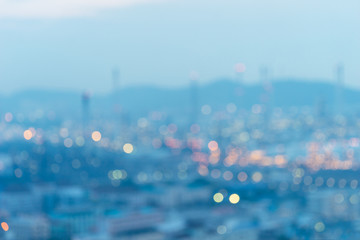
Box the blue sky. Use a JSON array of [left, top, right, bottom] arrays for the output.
[[0, 0, 359, 93]]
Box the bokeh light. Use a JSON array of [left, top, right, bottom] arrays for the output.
[[23, 129, 33, 140], [1, 222, 9, 232], [229, 194, 240, 204], [91, 131, 102, 142], [314, 222, 325, 232], [123, 143, 134, 154], [213, 193, 224, 203], [208, 140, 218, 151]]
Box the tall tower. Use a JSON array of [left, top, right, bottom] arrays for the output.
[[260, 66, 269, 97], [235, 62, 246, 84], [112, 67, 121, 112], [190, 71, 199, 126], [260, 66, 272, 125], [235, 63, 246, 109], [82, 91, 91, 130], [334, 63, 344, 115]]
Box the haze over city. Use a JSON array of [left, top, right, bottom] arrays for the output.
[[1, 1, 360, 240], [0, 0, 359, 93]]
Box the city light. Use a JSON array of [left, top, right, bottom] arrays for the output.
[[229, 194, 240, 204], [91, 131, 102, 142], [208, 141, 218, 152], [314, 222, 325, 232], [213, 193, 224, 203], [252, 172, 263, 183], [4, 112, 13, 122], [23, 129, 33, 140], [1, 222, 9, 232], [123, 143, 134, 154], [217, 225, 227, 235]]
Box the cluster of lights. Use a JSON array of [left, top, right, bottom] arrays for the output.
[[193, 129, 360, 184], [208, 168, 263, 183], [22, 127, 135, 156], [305, 142, 356, 171], [213, 192, 240, 204], [164, 137, 182, 149], [203, 140, 288, 168]]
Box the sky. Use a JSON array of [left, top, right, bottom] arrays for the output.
[[0, 0, 359, 93]]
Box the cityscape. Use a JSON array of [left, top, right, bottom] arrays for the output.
[[1, 0, 358, 239], [1, 65, 360, 239]]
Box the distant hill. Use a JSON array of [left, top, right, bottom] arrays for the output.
[[0, 79, 358, 120]]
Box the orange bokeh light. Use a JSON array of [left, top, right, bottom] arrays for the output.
[[1, 222, 9, 231], [23, 130, 33, 140]]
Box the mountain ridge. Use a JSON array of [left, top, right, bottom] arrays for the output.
[[0, 79, 357, 118]]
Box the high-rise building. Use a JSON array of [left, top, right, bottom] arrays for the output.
[[260, 66, 272, 125], [234, 63, 246, 109], [189, 71, 199, 126], [81, 91, 91, 129]]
